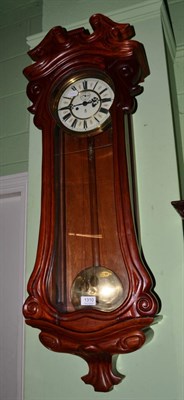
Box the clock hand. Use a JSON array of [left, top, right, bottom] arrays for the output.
[[73, 97, 100, 108], [92, 97, 99, 107], [73, 101, 87, 107], [58, 104, 73, 111]]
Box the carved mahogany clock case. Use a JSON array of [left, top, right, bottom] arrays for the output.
[[23, 14, 160, 392]]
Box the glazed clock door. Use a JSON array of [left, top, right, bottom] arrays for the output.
[[47, 126, 129, 313]]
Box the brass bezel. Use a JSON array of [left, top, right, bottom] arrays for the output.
[[50, 69, 115, 137]]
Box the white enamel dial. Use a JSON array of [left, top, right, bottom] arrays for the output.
[[57, 74, 114, 134]]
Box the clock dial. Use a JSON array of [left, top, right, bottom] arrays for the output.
[[56, 73, 114, 134]]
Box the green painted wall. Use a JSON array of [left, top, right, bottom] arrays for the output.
[[174, 50, 184, 197], [167, 0, 184, 196], [25, 1, 184, 400], [165, 41, 184, 197], [0, 1, 42, 176]]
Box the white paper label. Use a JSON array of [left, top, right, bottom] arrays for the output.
[[81, 296, 96, 306]]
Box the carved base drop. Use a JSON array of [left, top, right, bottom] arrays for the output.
[[27, 316, 154, 392], [81, 353, 122, 392]]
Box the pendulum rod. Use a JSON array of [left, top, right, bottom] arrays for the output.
[[55, 130, 67, 312], [87, 137, 101, 268]]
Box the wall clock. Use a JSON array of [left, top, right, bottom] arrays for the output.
[[23, 14, 161, 392]]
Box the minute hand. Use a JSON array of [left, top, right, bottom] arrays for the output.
[[58, 104, 73, 111]]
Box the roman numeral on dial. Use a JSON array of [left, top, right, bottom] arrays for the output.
[[101, 98, 112, 103], [99, 88, 107, 95], [99, 107, 109, 114], [71, 118, 77, 128], [83, 80, 87, 90], [63, 112, 72, 121]]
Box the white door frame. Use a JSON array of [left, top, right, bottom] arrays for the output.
[[0, 172, 28, 400]]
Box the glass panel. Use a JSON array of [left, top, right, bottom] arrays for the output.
[[47, 128, 129, 313]]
